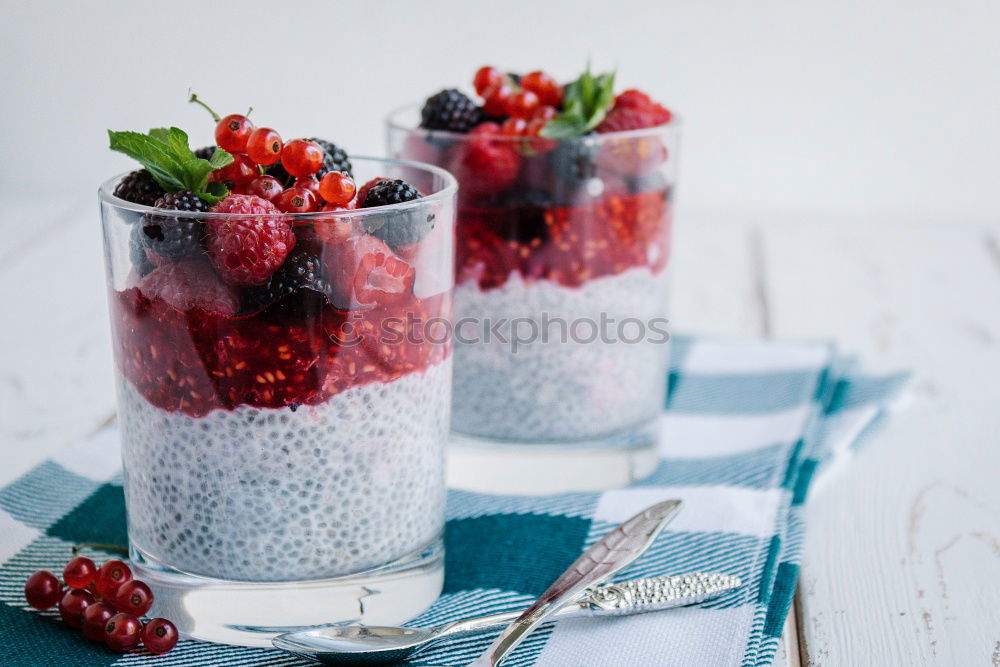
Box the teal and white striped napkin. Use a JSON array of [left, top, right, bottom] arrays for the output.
[[0, 335, 906, 666]]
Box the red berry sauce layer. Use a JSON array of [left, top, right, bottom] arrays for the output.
[[110, 287, 451, 417], [456, 190, 671, 290]]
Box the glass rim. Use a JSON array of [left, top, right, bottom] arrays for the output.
[[385, 102, 682, 144], [98, 154, 458, 219]]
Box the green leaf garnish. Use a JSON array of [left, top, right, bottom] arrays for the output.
[[539, 67, 617, 139], [108, 127, 234, 205]]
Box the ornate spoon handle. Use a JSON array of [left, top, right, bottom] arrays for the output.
[[468, 499, 683, 667]]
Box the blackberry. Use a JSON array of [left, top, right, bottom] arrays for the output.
[[360, 179, 433, 247], [549, 137, 600, 185], [194, 146, 216, 161], [242, 249, 329, 316], [129, 225, 155, 277], [113, 170, 165, 207], [140, 191, 208, 260], [267, 138, 352, 187], [420, 89, 484, 133]]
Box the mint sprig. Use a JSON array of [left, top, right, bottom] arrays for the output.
[[108, 127, 233, 204], [539, 68, 616, 139]]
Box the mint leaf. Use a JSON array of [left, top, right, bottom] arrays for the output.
[[539, 67, 617, 139], [109, 128, 232, 205]]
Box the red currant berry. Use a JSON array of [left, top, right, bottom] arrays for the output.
[[319, 172, 356, 206], [213, 153, 259, 188], [294, 176, 321, 200], [521, 70, 563, 107], [24, 570, 62, 610], [470, 121, 501, 138], [275, 187, 317, 214], [215, 114, 255, 153], [473, 66, 504, 95], [59, 588, 96, 628], [105, 612, 143, 653], [82, 602, 116, 641], [482, 82, 514, 117], [246, 127, 283, 166], [63, 556, 97, 590], [501, 117, 528, 137], [246, 175, 284, 202], [532, 105, 558, 121], [142, 618, 179, 654], [281, 139, 324, 177], [114, 579, 154, 616], [506, 90, 540, 120], [95, 559, 132, 599], [526, 119, 558, 153]]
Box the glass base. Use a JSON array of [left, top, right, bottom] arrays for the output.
[[447, 419, 660, 495], [130, 539, 444, 647]]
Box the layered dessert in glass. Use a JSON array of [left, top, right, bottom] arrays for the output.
[[388, 67, 677, 492], [100, 105, 456, 644]]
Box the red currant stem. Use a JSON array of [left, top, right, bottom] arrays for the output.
[[71, 543, 129, 557], [246, 106, 254, 118], [188, 92, 221, 123]]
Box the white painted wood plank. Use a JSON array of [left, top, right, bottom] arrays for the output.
[[761, 217, 1000, 665], [0, 198, 115, 486]]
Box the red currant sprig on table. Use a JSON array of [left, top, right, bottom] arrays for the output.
[[23, 553, 178, 655]]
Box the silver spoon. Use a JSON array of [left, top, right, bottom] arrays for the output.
[[272, 571, 741, 665]]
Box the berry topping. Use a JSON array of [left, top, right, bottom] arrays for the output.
[[450, 128, 520, 196], [324, 233, 415, 310], [82, 602, 116, 642], [59, 588, 95, 629], [311, 138, 354, 180], [294, 176, 321, 200], [63, 556, 97, 590], [420, 89, 484, 133], [359, 179, 433, 247], [355, 177, 389, 207], [105, 612, 143, 652], [521, 70, 564, 107], [142, 618, 179, 654], [474, 66, 504, 96], [246, 175, 284, 202], [281, 139, 324, 178], [482, 81, 514, 117], [206, 194, 296, 286], [595, 89, 672, 133], [113, 170, 165, 207], [275, 186, 318, 213], [114, 579, 154, 617], [193, 145, 216, 160], [139, 260, 240, 315], [215, 114, 255, 153], [246, 127, 283, 165], [139, 190, 208, 260], [212, 153, 259, 188], [95, 560, 132, 599], [24, 570, 62, 610], [506, 89, 540, 119], [319, 171, 356, 206], [243, 248, 329, 314]]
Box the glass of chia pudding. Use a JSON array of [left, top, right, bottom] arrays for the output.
[[100, 109, 456, 645], [388, 66, 677, 493]]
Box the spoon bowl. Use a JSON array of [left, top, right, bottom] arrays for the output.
[[272, 625, 438, 665]]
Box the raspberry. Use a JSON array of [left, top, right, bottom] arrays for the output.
[[449, 130, 520, 196], [113, 170, 165, 207], [138, 259, 240, 315], [420, 89, 484, 133], [324, 233, 415, 310], [596, 90, 672, 133], [206, 194, 296, 286], [243, 248, 329, 315], [140, 190, 208, 260]]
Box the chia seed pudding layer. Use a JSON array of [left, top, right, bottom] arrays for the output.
[[452, 267, 669, 442], [118, 358, 451, 582]]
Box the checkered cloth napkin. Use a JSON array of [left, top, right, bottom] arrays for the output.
[[0, 335, 906, 666]]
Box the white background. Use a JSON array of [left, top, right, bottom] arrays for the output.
[[1, 0, 997, 219]]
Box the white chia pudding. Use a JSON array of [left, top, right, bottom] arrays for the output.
[[118, 359, 451, 582], [452, 267, 669, 442]]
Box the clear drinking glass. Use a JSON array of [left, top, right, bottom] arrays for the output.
[[388, 108, 678, 494], [99, 157, 456, 646]]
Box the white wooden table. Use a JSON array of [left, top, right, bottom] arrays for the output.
[[1, 196, 997, 665]]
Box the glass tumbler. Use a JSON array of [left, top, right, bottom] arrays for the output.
[[389, 108, 678, 494], [99, 157, 456, 646]]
